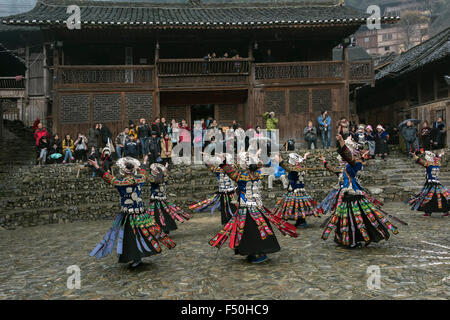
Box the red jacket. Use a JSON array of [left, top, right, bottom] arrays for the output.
[[34, 128, 50, 146]]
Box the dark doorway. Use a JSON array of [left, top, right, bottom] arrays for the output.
[[191, 104, 214, 127]]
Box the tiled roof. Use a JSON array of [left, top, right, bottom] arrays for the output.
[[376, 27, 450, 81], [333, 46, 372, 61], [1, 0, 399, 29], [0, 23, 40, 33], [0, 43, 25, 65]]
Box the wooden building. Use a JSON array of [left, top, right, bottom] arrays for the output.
[[1, 0, 393, 141], [356, 27, 450, 146], [0, 24, 48, 127]]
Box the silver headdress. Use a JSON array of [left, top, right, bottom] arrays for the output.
[[425, 150, 443, 164], [116, 157, 141, 176]]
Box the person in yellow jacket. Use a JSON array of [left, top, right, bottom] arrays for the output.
[[128, 121, 138, 140], [62, 134, 75, 164]]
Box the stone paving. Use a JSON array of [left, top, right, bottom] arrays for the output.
[[0, 202, 449, 300]]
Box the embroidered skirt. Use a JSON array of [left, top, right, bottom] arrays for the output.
[[318, 188, 383, 216], [189, 191, 236, 225], [407, 182, 449, 213], [90, 210, 176, 263], [209, 205, 297, 256], [148, 199, 191, 233], [271, 189, 322, 221], [321, 193, 398, 247]]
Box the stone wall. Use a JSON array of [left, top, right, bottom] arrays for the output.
[[0, 144, 449, 230]]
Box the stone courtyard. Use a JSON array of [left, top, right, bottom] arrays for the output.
[[0, 202, 449, 300]]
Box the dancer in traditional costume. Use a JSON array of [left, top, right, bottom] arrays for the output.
[[407, 150, 449, 217], [318, 154, 383, 217], [209, 152, 298, 263], [317, 154, 346, 216], [144, 162, 191, 234], [271, 152, 322, 228], [321, 135, 401, 248], [88, 157, 175, 268], [189, 154, 237, 225]]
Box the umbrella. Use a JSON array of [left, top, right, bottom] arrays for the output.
[[398, 119, 421, 128]]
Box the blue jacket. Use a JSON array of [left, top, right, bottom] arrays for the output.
[[318, 115, 331, 130]]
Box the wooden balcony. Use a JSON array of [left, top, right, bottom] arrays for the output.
[[349, 60, 374, 85], [157, 58, 251, 89], [0, 76, 25, 90], [52, 60, 374, 89], [254, 61, 345, 84], [55, 65, 155, 88]]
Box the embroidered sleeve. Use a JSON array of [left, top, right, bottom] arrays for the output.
[[138, 168, 158, 183], [416, 157, 428, 168], [338, 144, 357, 167], [323, 161, 340, 176], [219, 163, 242, 182], [100, 170, 131, 186], [280, 160, 305, 173]]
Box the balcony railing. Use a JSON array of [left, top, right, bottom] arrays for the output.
[[157, 58, 251, 76], [55, 65, 155, 85], [349, 60, 374, 84], [0, 76, 25, 89], [52, 60, 374, 87], [254, 61, 345, 82]]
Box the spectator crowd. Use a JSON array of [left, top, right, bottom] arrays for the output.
[[32, 108, 446, 174]]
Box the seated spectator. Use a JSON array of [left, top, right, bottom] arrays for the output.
[[100, 147, 113, 173], [48, 134, 63, 164], [34, 122, 50, 163], [160, 133, 173, 167], [124, 135, 139, 159], [37, 136, 50, 165], [303, 120, 317, 150], [74, 132, 88, 163], [62, 134, 75, 164], [87, 146, 99, 177], [115, 127, 130, 159]]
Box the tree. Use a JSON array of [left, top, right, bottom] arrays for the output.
[[399, 10, 430, 50]]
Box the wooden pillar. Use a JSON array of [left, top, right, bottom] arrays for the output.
[[24, 45, 30, 123], [52, 47, 60, 135], [343, 46, 350, 120], [247, 41, 255, 132], [154, 42, 160, 118], [417, 75, 422, 105]]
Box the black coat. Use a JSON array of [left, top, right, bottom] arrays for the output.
[[148, 137, 161, 154], [137, 124, 150, 139], [49, 139, 62, 154], [100, 126, 112, 146], [38, 138, 50, 150], [124, 141, 139, 157]]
